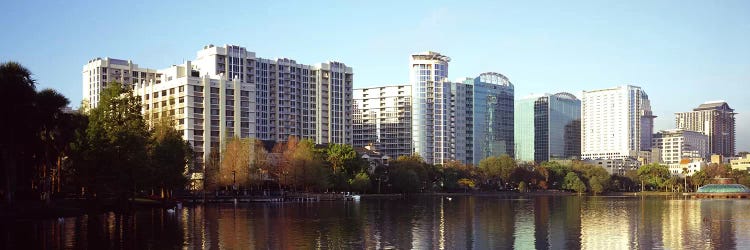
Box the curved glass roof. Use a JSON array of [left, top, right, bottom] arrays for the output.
[[697, 184, 750, 193]]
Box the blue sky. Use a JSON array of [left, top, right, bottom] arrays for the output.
[[2, 0, 748, 152]]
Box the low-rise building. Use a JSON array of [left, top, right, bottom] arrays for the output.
[[355, 144, 390, 174], [652, 129, 709, 165], [584, 158, 640, 175], [668, 158, 706, 177], [730, 155, 750, 171]]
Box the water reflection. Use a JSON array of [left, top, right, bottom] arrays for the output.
[[4, 196, 750, 249]]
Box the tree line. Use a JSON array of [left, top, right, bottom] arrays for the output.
[[1, 62, 191, 206]]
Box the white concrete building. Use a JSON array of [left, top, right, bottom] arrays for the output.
[[353, 85, 412, 159], [652, 129, 709, 165], [82, 58, 158, 108], [134, 61, 254, 168], [581, 85, 655, 174], [668, 158, 706, 177]]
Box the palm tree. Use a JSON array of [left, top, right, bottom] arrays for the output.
[[0, 62, 37, 205], [35, 89, 71, 201]]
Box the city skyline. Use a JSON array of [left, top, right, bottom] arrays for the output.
[[1, 1, 748, 151]]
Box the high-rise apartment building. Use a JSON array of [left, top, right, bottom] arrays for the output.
[[410, 51, 452, 165], [581, 85, 655, 163], [675, 101, 736, 157], [86, 44, 353, 168], [471, 72, 514, 165], [82, 58, 158, 108], [651, 129, 709, 165], [353, 85, 412, 159], [515, 92, 581, 163], [134, 61, 254, 168], [192, 45, 353, 145]]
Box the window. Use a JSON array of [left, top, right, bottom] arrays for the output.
[[210, 87, 219, 94], [179, 86, 184, 92], [226, 89, 233, 95], [194, 107, 203, 113], [210, 109, 219, 116], [179, 119, 185, 125], [194, 86, 203, 92], [145, 94, 150, 100], [179, 97, 184, 103], [170, 88, 175, 94], [241, 91, 249, 97], [153, 92, 159, 98], [194, 130, 203, 135], [162, 90, 167, 96]]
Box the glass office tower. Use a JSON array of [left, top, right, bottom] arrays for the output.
[[471, 72, 514, 165], [515, 92, 581, 163]]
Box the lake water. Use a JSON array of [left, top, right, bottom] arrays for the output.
[[3, 195, 750, 249]]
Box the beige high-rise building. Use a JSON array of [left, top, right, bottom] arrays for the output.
[[675, 101, 736, 157]]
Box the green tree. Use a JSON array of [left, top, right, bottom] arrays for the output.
[[690, 170, 710, 190], [34, 89, 77, 201], [478, 154, 517, 189], [541, 161, 571, 189], [637, 163, 671, 191], [326, 144, 357, 173], [150, 117, 190, 198], [564, 172, 586, 194], [623, 169, 640, 191], [572, 161, 610, 193], [589, 176, 604, 195], [85, 81, 150, 202], [290, 139, 329, 192], [0, 62, 38, 204], [389, 167, 420, 193], [440, 160, 473, 191], [389, 154, 435, 192], [348, 172, 371, 193], [664, 176, 680, 192]]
